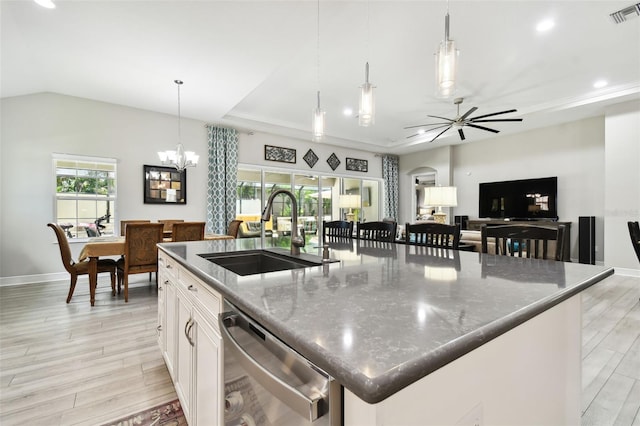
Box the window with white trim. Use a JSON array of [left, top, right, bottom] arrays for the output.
[[53, 154, 117, 239]]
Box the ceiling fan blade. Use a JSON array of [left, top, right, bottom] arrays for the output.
[[427, 115, 455, 122], [404, 124, 452, 138], [404, 122, 453, 129], [460, 106, 478, 120], [471, 118, 523, 123], [429, 125, 452, 143], [466, 123, 500, 133], [468, 109, 518, 120], [458, 129, 466, 141]]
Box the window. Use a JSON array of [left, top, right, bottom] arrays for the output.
[[235, 166, 382, 241], [53, 154, 117, 239]]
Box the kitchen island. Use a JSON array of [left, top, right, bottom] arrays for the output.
[[158, 236, 614, 425]]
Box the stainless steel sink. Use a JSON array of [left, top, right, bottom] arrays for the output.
[[199, 250, 323, 276]]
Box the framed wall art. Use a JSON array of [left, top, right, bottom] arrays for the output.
[[303, 149, 319, 168], [327, 153, 341, 171], [346, 157, 368, 172], [143, 165, 187, 204], [265, 145, 296, 164]]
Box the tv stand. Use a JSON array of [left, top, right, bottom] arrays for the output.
[[467, 219, 572, 262]]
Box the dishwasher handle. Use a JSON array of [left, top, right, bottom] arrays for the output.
[[219, 311, 326, 422]]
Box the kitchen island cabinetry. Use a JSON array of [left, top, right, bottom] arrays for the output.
[[158, 251, 223, 426], [158, 238, 614, 426]]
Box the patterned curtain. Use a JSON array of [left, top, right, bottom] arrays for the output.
[[382, 155, 399, 220], [206, 126, 239, 234]]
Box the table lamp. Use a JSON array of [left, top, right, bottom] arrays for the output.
[[424, 186, 457, 224], [339, 194, 361, 222]]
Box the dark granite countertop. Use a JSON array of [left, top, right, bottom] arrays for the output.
[[158, 236, 614, 404]]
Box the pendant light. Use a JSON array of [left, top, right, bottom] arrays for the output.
[[435, 1, 459, 98], [358, 0, 375, 127], [312, 0, 325, 141], [158, 80, 199, 171]]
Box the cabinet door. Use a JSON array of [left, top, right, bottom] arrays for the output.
[[157, 275, 165, 349], [163, 278, 177, 379], [175, 289, 193, 423], [193, 308, 222, 426]]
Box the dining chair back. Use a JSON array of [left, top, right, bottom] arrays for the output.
[[158, 219, 185, 234], [117, 223, 164, 302], [628, 221, 640, 263], [227, 220, 243, 238], [480, 224, 565, 261], [323, 220, 354, 241], [405, 222, 460, 249], [47, 223, 116, 303], [356, 221, 397, 242], [172, 221, 206, 242], [120, 220, 151, 236]]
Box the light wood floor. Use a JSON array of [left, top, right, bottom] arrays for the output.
[[0, 273, 638, 425]]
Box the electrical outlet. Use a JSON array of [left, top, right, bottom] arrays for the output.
[[456, 402, 483, 426], [595, 245, 599, 252]]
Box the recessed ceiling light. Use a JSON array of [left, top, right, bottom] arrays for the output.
[[343, 107, 353, 116], [593, 80, 608, 89], [536, 19, 555, 32], [34, 0, 56, 9]]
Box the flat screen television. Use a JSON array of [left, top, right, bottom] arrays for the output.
[[478, 177, 558, 220]]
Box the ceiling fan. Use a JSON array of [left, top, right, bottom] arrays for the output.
[[405, 97, 523, 143]]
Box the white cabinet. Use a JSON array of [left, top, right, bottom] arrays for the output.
[[158, 250, 223, 426]]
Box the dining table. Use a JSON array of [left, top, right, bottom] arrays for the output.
[[78, 233, 235, 306]]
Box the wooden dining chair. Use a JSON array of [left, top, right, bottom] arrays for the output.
[[356, 221, 397, 242], [117, 223, 164, 302], [158, 219, 184, 234], [172, 221, 206, 242], [227, 220, 243, 238], [322, 220, 354, 241], [480, 224, 565, 261], [47, 223, 116, 303], [120, 220, 151, 236], [405, 222, 461, 249]]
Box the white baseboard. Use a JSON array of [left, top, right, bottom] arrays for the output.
[[0, 272, 71, 287], [614, 267, 640, 278]]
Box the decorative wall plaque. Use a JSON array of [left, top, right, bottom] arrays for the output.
[[303, 149, 319, 168], [264, 145, 296, 163], [327, 153, 340, 171], [346, 157, 368, 172]]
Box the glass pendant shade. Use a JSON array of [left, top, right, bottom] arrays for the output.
[[312, 91, 325, 141], [358, 62, 375, 127], [436, 39, 458, 98], [435, 12, 458, 98]]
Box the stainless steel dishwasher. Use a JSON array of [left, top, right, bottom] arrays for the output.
[[219, 300, 341, 426]]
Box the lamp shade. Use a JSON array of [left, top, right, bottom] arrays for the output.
[[339, 194, 361, 209], [424, 186, 457, 207]]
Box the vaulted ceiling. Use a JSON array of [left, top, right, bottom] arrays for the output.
[[2, 1, 639, 154]]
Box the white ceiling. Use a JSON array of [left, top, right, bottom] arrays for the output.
[[2, 0, 639, 155]]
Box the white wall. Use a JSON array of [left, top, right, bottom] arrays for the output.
[[400, 117, 606, 262], [0, 93, 381, 282], [604, 100, 640, 270]]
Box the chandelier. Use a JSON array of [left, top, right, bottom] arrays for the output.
[[158, 80, 199, 171]]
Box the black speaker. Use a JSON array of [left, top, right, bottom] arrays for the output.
[[455, 215, 469, 230], [579, 216, 596, 264]]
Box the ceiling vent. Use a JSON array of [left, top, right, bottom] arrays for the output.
[[610, 3, 640, 23]]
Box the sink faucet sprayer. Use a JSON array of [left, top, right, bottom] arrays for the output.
[[261, 189, 305, 256]]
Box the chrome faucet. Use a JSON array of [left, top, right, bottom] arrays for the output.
[[261, 189, 305, 256]]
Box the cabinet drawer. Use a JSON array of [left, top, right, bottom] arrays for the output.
[[158, 252, 178, 279], [179, 268, 222, 330]]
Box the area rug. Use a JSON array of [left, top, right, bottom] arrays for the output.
[[101, 398, 186, 426]]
